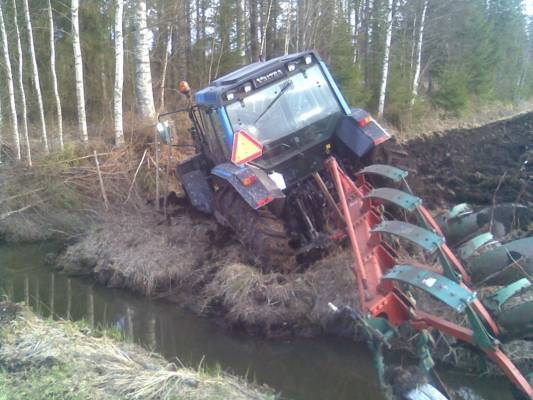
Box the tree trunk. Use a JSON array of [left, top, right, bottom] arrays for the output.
[[12, 0, 31, 165], [284, 0, 293, 54], [114, 0, 125, 145], [377, 0, 394, 117], [0, 3, 21, 161], [71, 0, 88, 142], [237, 0, 246, 59], [22, 0, 49, 153], [411, 0, 428, 105], [159, 27, 172, 112], [176, 0, 189, 80], [260, 0, 274, 60], [133, 0, 156, 119], [249, 0, 260, 61], [48, 0, 63, 151]]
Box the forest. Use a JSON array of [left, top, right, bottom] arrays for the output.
[[0, 0, 531, 165]]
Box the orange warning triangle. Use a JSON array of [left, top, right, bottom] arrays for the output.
[[231, 130, 264, 165]]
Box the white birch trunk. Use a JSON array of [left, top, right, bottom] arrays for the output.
[[411, 0, 428, 105], [133, 0, 156, 120], [71, 0, 88, 142], [22, 0, 48, 153], [377, 0, 394, 118], [158, 27, 172, 112], [48, 0, 63, 151], [284, 0, 293, 55], [114, 0, 125, 145], [12, 0, 31, 165], [0, 4, 21, 161]]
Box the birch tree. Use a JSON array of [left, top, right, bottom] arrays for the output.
[[12, 0, 31, 165], [72, 0, 88, 142], [377, 0, 394, 117], [133, 0, 156, 119], [48, 0, 63, 151], [114, 0, 125, 145], [411, 0, 428, 105], [22, 0, 49, 153], [0, 3, 21, 161], [158, 27, 172, 112]]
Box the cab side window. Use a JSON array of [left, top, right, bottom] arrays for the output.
[[198, 108, 228, 164]]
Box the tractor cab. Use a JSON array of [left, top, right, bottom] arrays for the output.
[[191, 51, 389, 186]]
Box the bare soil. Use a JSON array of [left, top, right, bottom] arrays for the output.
[[402, 112, 532, 209]]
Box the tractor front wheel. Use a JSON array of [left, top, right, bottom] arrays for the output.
[[213, 185, 296, 273]]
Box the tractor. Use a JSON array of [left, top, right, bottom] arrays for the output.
[[158, 51, 533, 399], [159, 51, 391, 271]]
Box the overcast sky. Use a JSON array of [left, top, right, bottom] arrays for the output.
[[527, 0, 533, 15]]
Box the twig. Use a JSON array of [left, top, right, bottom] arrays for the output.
[[34, 152, 113, 166], [0, 187, 45, 204], [124, 149, 148, 204], [94, 150, 110, 210], [0, 199, 45, 220]]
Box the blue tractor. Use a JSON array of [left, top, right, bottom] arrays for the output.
[[163, 51, 391, 271]]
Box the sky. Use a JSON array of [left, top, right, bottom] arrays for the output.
[[527, 0, 533, 15]]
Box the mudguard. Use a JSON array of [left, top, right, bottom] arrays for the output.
[[334, 108, 391, 159], [211, 163, 285, 210], [176, 154, 214, 214]]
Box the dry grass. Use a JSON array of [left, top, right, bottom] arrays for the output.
[[0, 303, 277, 400]]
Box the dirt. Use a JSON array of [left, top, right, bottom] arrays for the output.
[[56, 208, 360, 339], [402, 112, 532, 209]]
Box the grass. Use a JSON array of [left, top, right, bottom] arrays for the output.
[[0, 303, 278, 400]]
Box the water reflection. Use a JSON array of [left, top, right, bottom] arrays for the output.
[[0, 243, 512, 400]]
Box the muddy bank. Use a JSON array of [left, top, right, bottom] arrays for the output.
[[0, 302, 277, 400], [56, 210, 360, 339], [402, 112, 532, 209]]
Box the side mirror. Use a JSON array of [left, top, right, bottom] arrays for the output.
[[156, 121, 172, 145]]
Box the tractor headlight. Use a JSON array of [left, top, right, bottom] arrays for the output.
[[226, 92, 235, 101], [304, 55, 312, 64], [287, 63, 296, 72], [243, 83, 252, 93]]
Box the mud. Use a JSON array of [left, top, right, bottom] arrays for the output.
[[56, 209, 360, 339], [403, 112, 532, 209]]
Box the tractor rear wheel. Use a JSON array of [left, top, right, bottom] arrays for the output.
[[213, 185, 296, 273]]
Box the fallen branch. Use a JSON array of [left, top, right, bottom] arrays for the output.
[[0, 199, 45, 220], [125, 149, 148, 203], [94, 150, 110, 210], [0, 187, 45, 204]]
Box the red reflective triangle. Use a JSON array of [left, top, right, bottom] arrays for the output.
[[231, 130, 264, 165]]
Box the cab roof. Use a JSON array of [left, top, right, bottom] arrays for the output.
[[195, 51, 321, 107]]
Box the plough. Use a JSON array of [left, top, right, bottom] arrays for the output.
[[326, 158, 533, 399]]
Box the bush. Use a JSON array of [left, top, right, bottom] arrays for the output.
[[432, 68, 469, 115]]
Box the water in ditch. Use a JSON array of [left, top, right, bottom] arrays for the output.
[[0, 242, 512, 400]]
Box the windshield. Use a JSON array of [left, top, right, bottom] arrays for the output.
[[226, 64, 343, 146]]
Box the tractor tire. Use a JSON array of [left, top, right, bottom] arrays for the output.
[[213, 185, 296, 273]]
